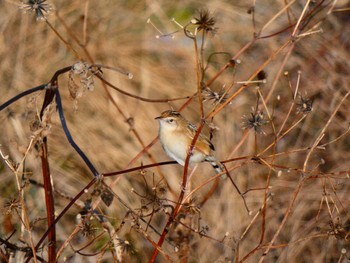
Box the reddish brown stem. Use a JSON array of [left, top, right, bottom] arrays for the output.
[[40, 140, 56, 262]]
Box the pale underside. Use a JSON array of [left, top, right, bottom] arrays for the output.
[[159, 124, 212, 166]]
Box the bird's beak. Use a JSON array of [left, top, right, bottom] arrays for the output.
[[155, 116, 161, 120]]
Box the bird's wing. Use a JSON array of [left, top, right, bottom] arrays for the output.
[[186, 122, 215, 152]]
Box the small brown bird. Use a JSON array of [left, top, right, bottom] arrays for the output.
[[155, 110, 224, 173]]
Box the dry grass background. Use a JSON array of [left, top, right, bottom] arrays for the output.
[[0, 0, 350, 262]]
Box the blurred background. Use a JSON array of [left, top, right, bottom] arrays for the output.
[[0, 0, 349, 262]]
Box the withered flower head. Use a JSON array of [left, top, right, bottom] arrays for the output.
[[192, 9, 217, 33], [116, 239, 135, 255], [184, 198, 200, 215], [241, 111, 269, 134], [202, 87, 228, 104], [296, 93, 313, 114], [21, 0, 53, 21], [3, 197, 22, 215], [80, 222, 96, 237], [154, 182, 167, 196]]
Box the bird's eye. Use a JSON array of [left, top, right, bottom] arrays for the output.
[[168, 119, 174, 123]]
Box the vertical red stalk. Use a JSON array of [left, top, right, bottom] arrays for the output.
[[41, 139, 56, 262]]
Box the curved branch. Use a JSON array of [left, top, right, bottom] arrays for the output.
[[96, 74, 191, 103], [55, 88, 100, 177], [0, 84, 47, 111]]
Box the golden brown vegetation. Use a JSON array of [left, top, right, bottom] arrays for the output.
[[0, 0, 350, 262]]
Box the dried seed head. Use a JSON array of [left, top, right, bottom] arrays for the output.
[[3, 197, 22, 215], [202, 87, 228, 104], [21, 0, 54, 21], [192, 9, 217, 33], [155, 182, 167, 196], [241, 111, 269, 134], [296, 93, 313, 114], [116, 239, 135, 254], [185, 198, 200, 214], [80, 222, 96, 237]]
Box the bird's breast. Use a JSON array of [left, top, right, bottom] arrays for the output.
[[159, 130, 208, 165]]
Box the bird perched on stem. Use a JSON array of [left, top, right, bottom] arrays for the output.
[[155, 110, 224, 174]]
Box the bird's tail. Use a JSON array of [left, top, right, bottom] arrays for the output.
[[205, 156, 225, 175]]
